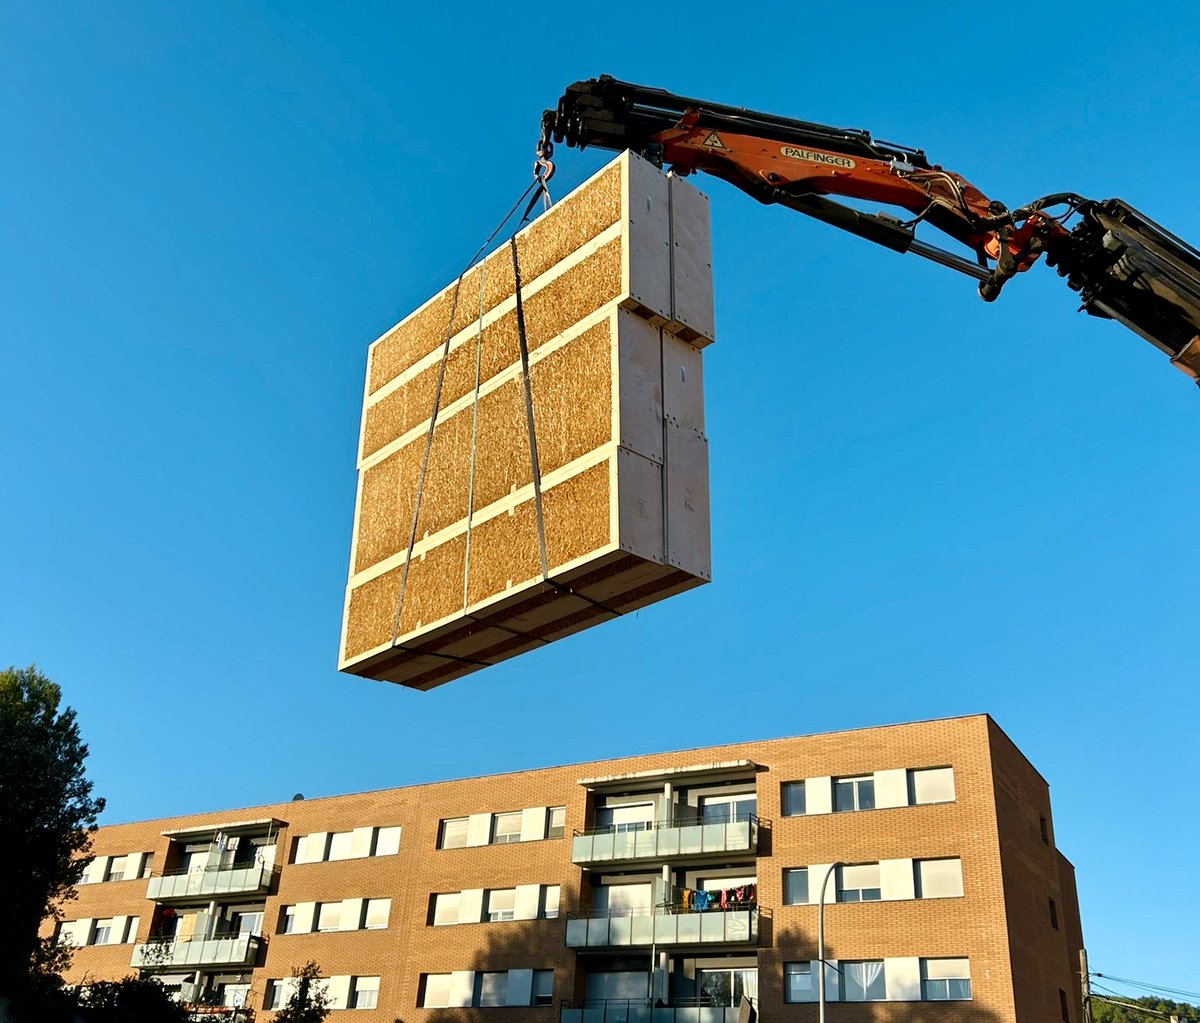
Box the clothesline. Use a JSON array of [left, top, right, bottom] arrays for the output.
[[661, 882, 758, 914]]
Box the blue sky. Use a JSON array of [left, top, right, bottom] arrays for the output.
[[4, 0, 1198, 998]]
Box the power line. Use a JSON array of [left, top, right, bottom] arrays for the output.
[[1093, 973, 1200, 1003], [1092, 994, 1176, 1021]]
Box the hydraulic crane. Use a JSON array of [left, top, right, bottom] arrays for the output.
[[540, 76, 1200, 385]]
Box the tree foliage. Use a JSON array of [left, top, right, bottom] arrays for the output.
[[77, 976, 191, 1023], [1094, 995, 1200, 1023], [0, 665, 105, 1001], [272, 962, 332, 1023]]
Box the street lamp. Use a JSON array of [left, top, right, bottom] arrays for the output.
[[817, 862, 844, 1023]]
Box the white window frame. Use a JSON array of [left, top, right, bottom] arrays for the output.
[[485, 888, 517, 922], [439, 818, 468, 850], [921, 958, 971, 1000], [280, 906, 298, 935], [909, 766, 956, 805], [491, 811, 523, 845], [351, 976, 380, 1009], [547, 806, 566, 839], [836, 862, 882, 903], [833, 775, 875, 812]]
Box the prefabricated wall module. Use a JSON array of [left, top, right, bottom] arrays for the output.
[[339, 151, 715, 690]]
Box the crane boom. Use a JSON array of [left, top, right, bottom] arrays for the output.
[[541, 76, 1200, 384]]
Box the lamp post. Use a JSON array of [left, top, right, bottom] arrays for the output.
[[817, 862, 843, 1023]]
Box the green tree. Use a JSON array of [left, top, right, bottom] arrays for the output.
[[273, 962, 331, 1023], [0, 665, 105, 1002], [1093, 995, 1200, 1023], [77, 976, 190, 1023]]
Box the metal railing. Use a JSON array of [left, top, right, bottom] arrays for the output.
[[131, 934, 262, 969], [564, 906, 759, 948], [560, 997, 757, 1023], [146, 862, 274, 901], [571, 816, 762, 865]]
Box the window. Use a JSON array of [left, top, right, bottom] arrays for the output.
[[1060, 988, 1071, 1021], [783, 868, 809, 905], [328, 831, 355, 861], [698, 968, 758, 1007], [921, 958, 971, 1000], [700, 793, 757, 824], [476, 972, 507, 1007], [364, 898, 390, 930], [491, 812, 523, 845], [122, 917, 140, 943], [439, 818, 468, 850], [432, 892, 461, 926], [781, 781, 806, 816], [532, 970, 553, 1006], [539, 885, 561, 920], [834, 775, 875, 812], [351, 976, 380, 1010], [486, 888, 516, 922], [1041, 816, 1050, 845], [90, 919, 114, 945], [595, 802, 654, 832], [266, 982, 285, 1010], [422, 974, 452, 1009], [281, 906, 298, 934], [234, 910, 263, 936], [1050, 897, 1059, 930], [909, 766, 955, 805], [837, 863, 881, 902], [105, 856, 127, 882], [316, 902, 341, 932], [78, 859, 95, 884], [842, 961, 886, 1001], [140, 853, 154, 879], [784, 962, 814, 1003], [375, 825, 401, 856], [915, 857, 964, 899], [547, 806, 566, 839]]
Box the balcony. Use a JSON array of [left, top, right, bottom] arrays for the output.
[[571, 817, 760, 868], [565, 908, 758, 949], [131, 934, 262, 970], [561, 999, 755, 1023], [146, 863, 272, 901]]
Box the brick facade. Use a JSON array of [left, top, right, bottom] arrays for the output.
[[42, 714, 1082, 1022]]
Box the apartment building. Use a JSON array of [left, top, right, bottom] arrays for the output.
[[44, 714, 1083, 1022]]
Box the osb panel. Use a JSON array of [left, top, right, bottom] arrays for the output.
[[342, 534, 467, 661], [354, 320, 614, 576], [361, 238, 622, 460], [464, 460, 611, 606], [344, 461, 611, 664], [366, 163, 622, 396]]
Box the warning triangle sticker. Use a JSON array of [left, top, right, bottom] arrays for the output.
[[701, 131, 727, 149]]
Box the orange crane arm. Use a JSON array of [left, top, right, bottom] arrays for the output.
[[541, 77, 1200, 383]]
